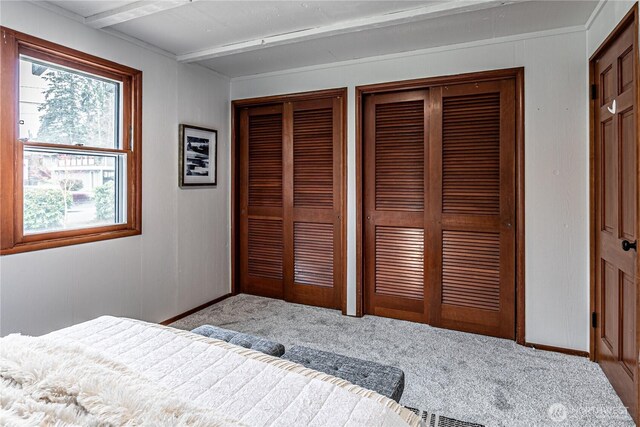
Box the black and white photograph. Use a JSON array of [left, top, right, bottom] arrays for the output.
[[179, 124, 217, 187], [186, 136, 209, 176]]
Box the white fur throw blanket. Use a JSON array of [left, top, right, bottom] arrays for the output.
[[0, 334, 243, 426]]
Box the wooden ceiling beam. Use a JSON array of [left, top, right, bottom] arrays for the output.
[[85, 0, 193, 29], [176, 0, 516, 63]]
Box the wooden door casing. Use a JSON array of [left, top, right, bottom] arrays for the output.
[[593, 13, 638, 422]]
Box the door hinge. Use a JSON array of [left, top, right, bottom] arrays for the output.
[[592, 312, 597, 328], [591, 84, 597, 100]]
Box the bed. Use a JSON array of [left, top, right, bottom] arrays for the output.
[[0, 316, 422, 426]]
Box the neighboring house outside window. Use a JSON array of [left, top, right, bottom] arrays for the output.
[[0, 27, 142, 254]]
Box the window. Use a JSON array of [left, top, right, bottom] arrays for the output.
[[1, 27, 142, 254]]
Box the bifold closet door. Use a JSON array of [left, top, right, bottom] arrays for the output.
[[428, 80, 516, 339], [284, 98, 344, 309], [364, 90, 429, 322], [239, 97, 344, 310], [239, 105, 285, 299], [363, 79, 516, 339]]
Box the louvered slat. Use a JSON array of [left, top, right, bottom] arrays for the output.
[[249, 114, 282, 207], [442, 93, 500, 215], [375, 101, 424, 211], [294, 222, 334, 287], [375, 226, 424, 299], [248, 218, 283, 280], [442, 230, 500, 311], [294, 108, 333, 208]]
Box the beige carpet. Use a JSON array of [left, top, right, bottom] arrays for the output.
[[170, 294, 633, 427]]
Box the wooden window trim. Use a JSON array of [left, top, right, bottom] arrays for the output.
[[0, 27, 142, 255]]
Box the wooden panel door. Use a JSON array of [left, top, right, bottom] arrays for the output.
[[239, 105, 285, 299], [594, 19, 638, 421], [364, 90, 429, 322], [428, 80, 516, 339], [285, 98, 344, 309]]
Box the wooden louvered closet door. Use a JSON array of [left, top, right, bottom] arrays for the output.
[[428, 80, 516, 339], [363, 79, 516, 339], [364, 90, 429, 322], [239, 105, 285, 299], [239, 95, 344, 310], [284, 98, 344, 309]]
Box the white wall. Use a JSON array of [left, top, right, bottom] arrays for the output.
[[0, 1, 231, 336], [587, 1, 636, 57], [231, 29, 590, 351]]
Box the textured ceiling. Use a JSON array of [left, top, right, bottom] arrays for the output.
[[43, 1, 599, 77]]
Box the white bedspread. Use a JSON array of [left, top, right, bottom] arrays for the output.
[[43, 316, 421, 427]]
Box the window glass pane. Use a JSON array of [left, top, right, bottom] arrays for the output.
[[19, 56, 120, 149], [23, 149, 126, 234]]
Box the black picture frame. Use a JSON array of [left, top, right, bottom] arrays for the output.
[[179, 124, 217, 187]]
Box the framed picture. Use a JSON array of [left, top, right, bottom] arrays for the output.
[[179, 124, 217, 187]]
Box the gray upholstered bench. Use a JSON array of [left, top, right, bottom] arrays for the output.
[[282, 345, 405, 402], [191, 325, 285, 357]]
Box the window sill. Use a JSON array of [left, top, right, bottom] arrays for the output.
[[0, 228, 141, 255]]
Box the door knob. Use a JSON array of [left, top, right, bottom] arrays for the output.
[[622, 239, 637, 252]]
